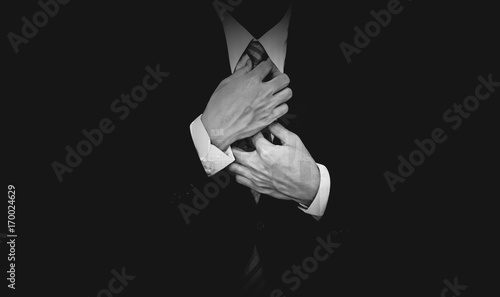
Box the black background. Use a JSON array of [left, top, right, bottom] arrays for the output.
[[3, 0, 499, 296]]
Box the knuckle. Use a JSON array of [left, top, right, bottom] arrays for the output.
[[278, 103, 289, 115], [254, 180, 266, 188], [280, 73, 290, 85], [247, 76, 258, 86], [259, 148, 272, 161], [280, 87, 292, 100], [235, 175, 244, 184], [231, 165, 240, 174], [260, 188, 271, 195], [268, 116, 277, 126]]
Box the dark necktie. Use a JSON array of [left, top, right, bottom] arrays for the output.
[[235, 40, 272, 297], [245, 39, 269, 69]]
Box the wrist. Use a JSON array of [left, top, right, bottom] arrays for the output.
[[201, 114, 234, 151], [295, 164, 321, 206], [211, 135, 232, 152]]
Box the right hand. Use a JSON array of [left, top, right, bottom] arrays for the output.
[[201, 59, 292, 151]]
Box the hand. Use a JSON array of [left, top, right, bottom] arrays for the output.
[[228, 123, 320, 206], [201, 59, 292, 151]]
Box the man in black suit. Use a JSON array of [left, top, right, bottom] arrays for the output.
[[168, 1, 358, 296]]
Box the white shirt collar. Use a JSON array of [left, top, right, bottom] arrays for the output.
[[222, 6, 291, 73]]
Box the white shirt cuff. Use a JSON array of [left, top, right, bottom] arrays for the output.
[[190, 115, 235, 176], [298, 163, 330, 219]]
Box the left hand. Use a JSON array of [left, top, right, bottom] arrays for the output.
[[228, 123, 320, 206]]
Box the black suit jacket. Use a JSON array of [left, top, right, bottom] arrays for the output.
[[166, 5, 349, 296], [149, 3, 367, 296]]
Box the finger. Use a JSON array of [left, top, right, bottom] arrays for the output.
[[232, 58, 253, 78], [235, 174, 294, 200], [252, 132, 271, 151], [271, 104, 289, 123], [235, 174, 274, 193], [228, 162, 253, 180], [232, 147, 255, 167], [269, 62, 282, 79], [267, 191, 296, 201], [251, 59, 273, 81], [271, 87, 292, 106], [268, 122, 293, 144], [261, 62, 282, 82], [268, 73, 290, 94], [235, 175, 258, 191]]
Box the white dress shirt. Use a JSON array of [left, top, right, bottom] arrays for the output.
[[189, 7, 330, 218]]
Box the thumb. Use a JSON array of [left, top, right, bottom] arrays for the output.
[[232, 146, 255, 166], [268, 123, 294, 144]]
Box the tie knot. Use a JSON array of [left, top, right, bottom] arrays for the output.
[[245, 40, 268, 68]]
